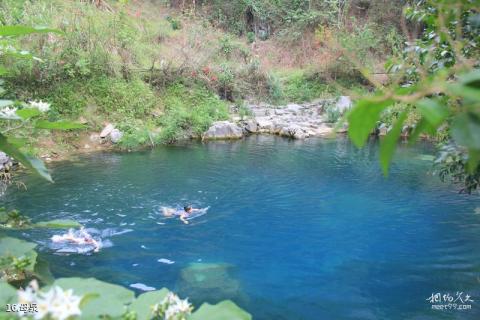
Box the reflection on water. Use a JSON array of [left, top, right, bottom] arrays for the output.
[[2, 136, 480, 320]]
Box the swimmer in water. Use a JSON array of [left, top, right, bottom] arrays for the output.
[[51, 227, 101, 252], [162, 205, 200, 224], [179, 205, 202, 225]]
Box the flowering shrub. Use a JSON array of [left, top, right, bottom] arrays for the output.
[[17, 280, 82, 320], [151, 292, 192, 320]]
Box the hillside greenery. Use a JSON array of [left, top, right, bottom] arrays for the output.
[[0, 0, 405, 154]]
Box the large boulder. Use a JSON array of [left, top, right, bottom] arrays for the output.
[[110, 129, 123, 143], [0, 152, 9, 165], [285, 103, 302, 115], [240, 119, 258, 133], [256, 118, 275, 133], [100, 123, 115, 138], [279, 124, 306, 139], [203, 121, 243, 140], [176, 263, 244, 304]]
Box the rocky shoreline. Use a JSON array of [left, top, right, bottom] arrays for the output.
[[203, 96, 352, 140]]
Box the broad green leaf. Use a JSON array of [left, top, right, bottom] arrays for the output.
[[129, 289, 169, 320], [33, 256, 55, 285], [16, 108, 42, 120], [380, 111, 407, 176], [6, 137, 27, 148], [447, 83, 480, 101], [459, 69, 480, 88], [416, 98, 448, 127], [451, 112, 480, 150], [35, 120, 85, 130], [0, 65, 7, 76], [34, 219, 81, 229], [0, 133, 53, 182], [348, 98, 393, 147], [0, 281, 17, 313], [53, 277, 135, 319], [0, 25, 62, 37], [0, 236, 38, 271], [189, 300, 252, 320]]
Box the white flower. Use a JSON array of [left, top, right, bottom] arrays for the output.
[[28, 100, 50, 112], [158, 292, 192, 320], [176, 298, 192, 313], [0, 106, 19, 119], [39, 286, 82, 320], [17, 282, 82, 320]]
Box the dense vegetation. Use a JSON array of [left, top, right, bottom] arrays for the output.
[[0, 0, 405, 154]]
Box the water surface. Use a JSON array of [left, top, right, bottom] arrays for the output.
[[3, 136, 480, 319]]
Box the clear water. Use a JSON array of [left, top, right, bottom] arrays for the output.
[[3, 136, 480, 320]]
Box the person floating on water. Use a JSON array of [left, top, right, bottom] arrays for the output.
[[162, 205, 201, 224], [51, 227, 101, 252]]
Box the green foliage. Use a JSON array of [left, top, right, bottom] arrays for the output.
[[219, 35, 234, 57], [21, 76, 158, 120], [436, 143, 479, 194], [246, 31, 255, 43], [116, 121, 156, 150], [0, 281, 17, 314], [166, 15, 182, 30], [33, 219, 81, 229], [190, 300, 252, 320], [54, 277, 135, 319], [348, 0, 480, 191], [379, 103, 421, 129], [0, 207, 80, 230], [158, 83, 229, 143], [266, 73, 283, 104], [325, 102, 342, 123], [0, 237, 37, 281], [338, 21, 380, 67], [129, 289, 169, 320], [0, 207, 30, 228], [282, 72, 332, 103]]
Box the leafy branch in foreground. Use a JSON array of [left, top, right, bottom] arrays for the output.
[[346, 0, 479, 192], [0, 25, 83, 182]]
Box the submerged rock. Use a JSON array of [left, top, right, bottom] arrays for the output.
[[176, 262, 244, 303], [203, 121, 243, 140]]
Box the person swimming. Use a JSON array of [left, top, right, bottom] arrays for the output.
[[51, 227, 101, 252], [162, 205, 201, 224]]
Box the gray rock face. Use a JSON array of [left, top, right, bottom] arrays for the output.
[[279, 124, 306, 139], [378, 123, 389, 136], [89, 133, 101, 143], [204, 97, 353, 140], [0, 151, 13, 171], [336, 96, 352, 113], [0, 152, 9, 165], [100, 123, 114, 138], [110, 129, 123, 143], [203, 121, 243, 140]]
